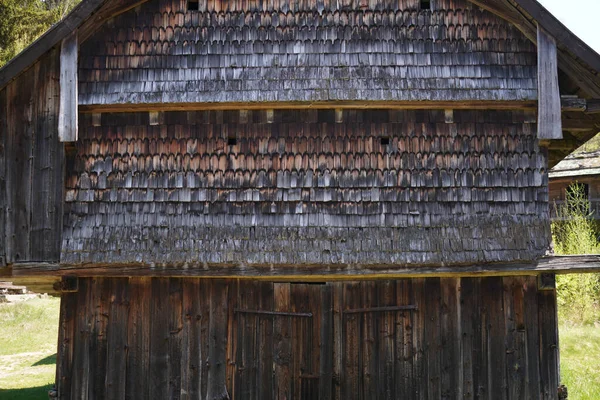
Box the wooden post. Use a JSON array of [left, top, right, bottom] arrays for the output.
[[59, 31, 78, 142], [207, 280, 230, 400], [537, 25, 562, 140]]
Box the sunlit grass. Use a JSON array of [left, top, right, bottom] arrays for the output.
[[559, 324, 600, 400]]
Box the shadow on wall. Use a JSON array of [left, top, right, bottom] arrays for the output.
[[0, 384, 54, 400]]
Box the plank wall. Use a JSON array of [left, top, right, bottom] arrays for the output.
[[55, 276, 561, 400], [62, 109, 549, 266], [78, 0, 538, 105], [0, 49, 64, 265]]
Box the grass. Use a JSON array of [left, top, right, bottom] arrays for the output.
[[0, 297, 60, 400], [0, 297, 599, 399]]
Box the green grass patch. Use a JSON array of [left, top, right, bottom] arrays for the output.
[[559, 324, 600, 400], [0, 297, 60, 400]]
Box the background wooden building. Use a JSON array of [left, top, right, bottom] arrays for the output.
[[2, 0, 600, 398]]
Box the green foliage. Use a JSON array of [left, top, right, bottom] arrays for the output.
[[0, 0, 80, 67], [552, 182, 600, 325]]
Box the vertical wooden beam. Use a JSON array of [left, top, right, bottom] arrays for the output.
[[207, 280, 230, 400], [59, 31, 78, 142], [537, 25, 562, 140], [318, 284, 334, 400], [0, 88, 6, 266]]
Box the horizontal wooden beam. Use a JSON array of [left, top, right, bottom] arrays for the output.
[[560, 96, 587, 112], [4, 256, 600, 282], [561, 118, 600, 132], [79, 100, 538, 114]]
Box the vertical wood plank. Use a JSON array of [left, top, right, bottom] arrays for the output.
[[30, 48, 63, 261], [424, 278, 442, 399], [169, 278, 183, 399], [59, 31, 78, 142], [483, 277, 508, 400], [274, 282, 292, 400], [105, 278, 130, 399], [537, 25, 562, 140], [331, 282, 343, 400], [341, 282, 361, 400], [538, 283, 560, 400], [226, 280, 238, 398], [5, 66, 36, 262], [257, 282, 274, 400], [413, 278, 427, 400], [504, 277, 527, 400], [150, 278, 170, 400], [440, 278, 461, 399], [56, 291, 76, 400], [200, 279, 211, 399], [395, 279, 414, 400], [319, 283, 334, 400], [182, 278, 203, 399], [90, 278, 109, 400], [378, 281, 396, 400], [460, 278, 477, 400], [0, 88, 6, 266], [126, 277, 151, 400], [207, 279, 230, 400], [524, 276, 542, 399], [361, 281, 378, 400], [69, 278, 90, 399]]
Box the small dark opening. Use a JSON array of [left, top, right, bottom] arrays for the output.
[[380, 137, 390, 146], [187, 0, 200, 11], [420, 0, 431, 10], [227, 137, 237, 146]]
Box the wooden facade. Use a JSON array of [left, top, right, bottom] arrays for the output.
[[57, 277, 559, 400], [2, 0, 600, 398]]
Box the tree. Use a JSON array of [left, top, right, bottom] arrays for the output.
[[0, 0, 80, 67]]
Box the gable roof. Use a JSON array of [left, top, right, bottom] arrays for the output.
[[1, 0, 600, 95]]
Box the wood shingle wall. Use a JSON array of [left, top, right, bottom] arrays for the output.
[[56, 276, 560, 400], [78, 0, 537, 105], [0, 49, 64, 266], [62, 109, 550, 266]]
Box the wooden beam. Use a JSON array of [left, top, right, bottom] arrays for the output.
[[77, 0, 150, 44], [561, 118, 600, 132], [8, 256, 600, 280], [58, 31, 78, 142], [79, 100, 538, 114], [586, 100, 600, 114], [537, 25, 562, 140], [560, 96, 587, 112]]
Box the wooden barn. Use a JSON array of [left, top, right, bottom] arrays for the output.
[[3, 0, 600, 398]]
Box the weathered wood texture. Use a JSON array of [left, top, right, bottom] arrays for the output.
[[59, 31, 79, 142], [0, 49, 64, 264], [62, 109, 549, 266], [537, 26, 562, 140], [55, 276, 561, 400], [78, 0, 538, 105]]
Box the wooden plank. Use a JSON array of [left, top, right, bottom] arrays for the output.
[[126, 277, 150, 400], [31, 48, 63, 261], [331, 283, 343, 400], [257, 282, 274, 400], [459, 278, 477, 399], [0, 88, 6, 266], [537, 25, 563, 140], [538, 285, 560, 400], [424, 278, 441, 399], [318, 284, 334, 400], [105, 278, 129, 399], [362, 281, 379, 400], [504, 277, 527, 400], [79, 100, 538, 114], [341, 282, 361, 400], [59, 31, 78, 142], [225, 279, 238, 398], [168, 278, 183, 399], [395, 279, 414, 400], [207, 280, 230, 400], [235, 281, 257, 399], [18, 255, 600, 278], [412, 278, 426, 400], [377, 281, 396, 400], [69, 278, 90, 398], [182, 278, 203, 399], [273, 283, 292, 400], [5, 66, 36, 263], [89, 278, 108, 400], [560, 96, 587, 112], [524, 276, 542, 399], [56, 291, 76, 400], [483, 277, 507, 400], [440, 278, 460, 399], [561, 118, 599, 132], [149, 278, 170, 400]]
